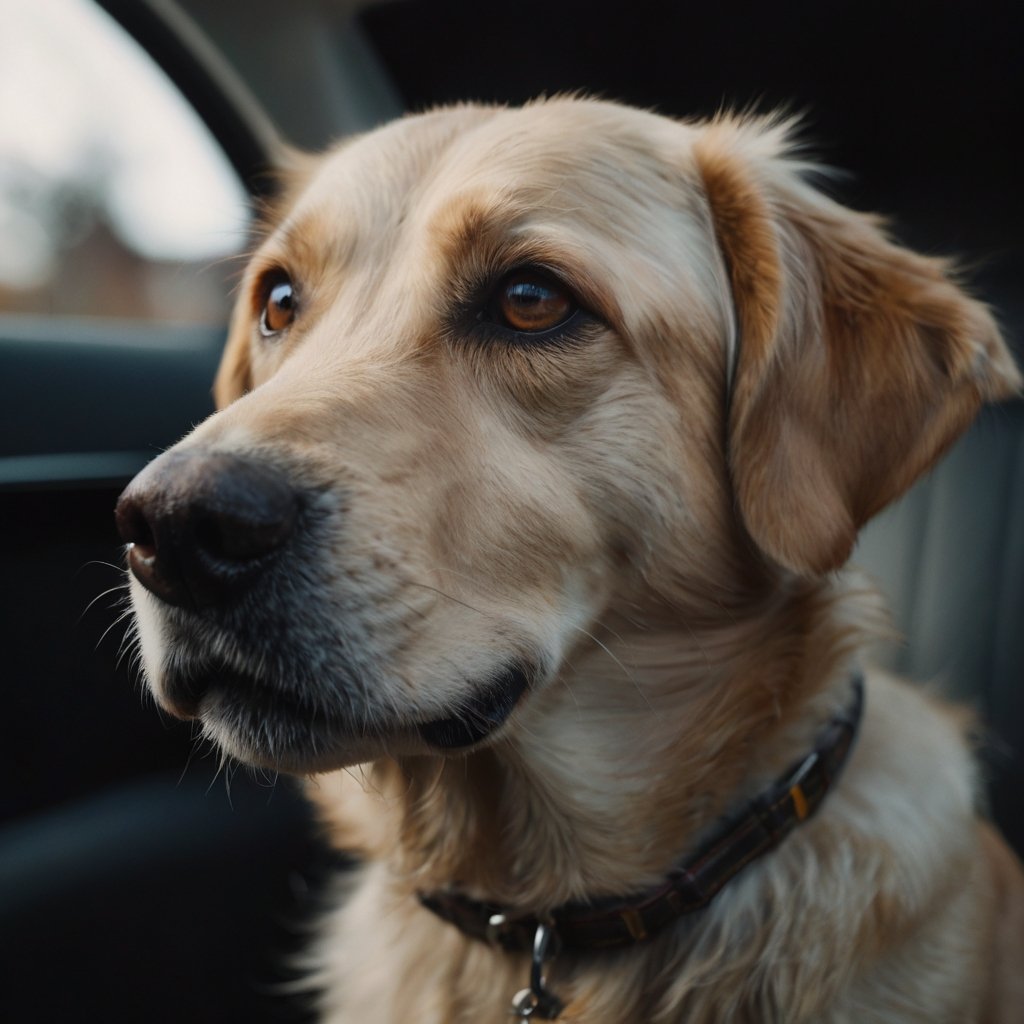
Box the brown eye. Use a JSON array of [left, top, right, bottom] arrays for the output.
[[493, 271, 576, 333], [258, 272, 296, 337]]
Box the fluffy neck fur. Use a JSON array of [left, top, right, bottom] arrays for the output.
[[317, 573, 876, 910]]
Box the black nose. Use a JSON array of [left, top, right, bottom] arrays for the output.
[[115, 450, 298, 610]]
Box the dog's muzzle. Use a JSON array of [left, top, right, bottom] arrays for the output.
[[116, 448, 535, 768]]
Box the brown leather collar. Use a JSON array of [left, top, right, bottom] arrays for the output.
[[419, 672, 864, 955]]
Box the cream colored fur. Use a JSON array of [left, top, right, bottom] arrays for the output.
[[126, 98, 1024, 1022]]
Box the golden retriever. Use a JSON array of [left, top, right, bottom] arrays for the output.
[[117, 98, 1024, 1022]]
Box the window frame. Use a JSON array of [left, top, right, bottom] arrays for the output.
[[0, 0, 274, 492]]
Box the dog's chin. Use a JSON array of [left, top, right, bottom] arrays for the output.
[[157, 661, 534, 774]]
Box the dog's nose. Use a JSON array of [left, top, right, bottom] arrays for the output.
[[115, 451, 298, 610]]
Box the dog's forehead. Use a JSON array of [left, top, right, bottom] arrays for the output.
[[283, 101, 699, 245], [433, 101, 692, 187]]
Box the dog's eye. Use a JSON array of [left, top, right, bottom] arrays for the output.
[[490, 271, 576, 334], [258, 271, 297, 337]]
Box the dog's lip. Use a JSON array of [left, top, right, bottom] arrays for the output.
[[158, 659, 533, 767], [167, 662, 359, 728], [417, 664, 531, 750], [179, 663, 386, 771], [158, 674, 204, 720], [160, 663, 303, 723]]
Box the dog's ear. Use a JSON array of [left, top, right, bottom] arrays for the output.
[[695, 118, 1021, 576]]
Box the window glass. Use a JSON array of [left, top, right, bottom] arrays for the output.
[[0, 0, 250, 324]]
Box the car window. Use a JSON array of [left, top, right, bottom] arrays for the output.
[[0, 0, 250, 325]]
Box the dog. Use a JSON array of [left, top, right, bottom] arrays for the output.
[[116, 98, 1024, 1022]]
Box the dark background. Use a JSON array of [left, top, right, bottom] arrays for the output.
[[362, 0, 1023, 332]]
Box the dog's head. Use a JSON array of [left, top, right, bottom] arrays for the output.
[[117, 99, 1019, 774]]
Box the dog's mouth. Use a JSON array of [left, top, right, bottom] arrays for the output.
[[160, 657, 534, 770], [416, 664, 531, 750]]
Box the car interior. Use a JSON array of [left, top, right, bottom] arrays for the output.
[[1, 1, 1019, 1020]]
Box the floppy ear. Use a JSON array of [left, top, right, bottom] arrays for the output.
[[213, 308, 253, 409], [695, 118, 1021, 576]]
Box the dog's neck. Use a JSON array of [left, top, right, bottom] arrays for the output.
[[345, 573, 875, 912]]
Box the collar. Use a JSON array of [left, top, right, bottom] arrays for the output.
[[419, 672, 865, 957]]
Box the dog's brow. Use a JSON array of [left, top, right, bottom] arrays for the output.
[[429, 194, 517, 269], [274, 216, 356, 271]]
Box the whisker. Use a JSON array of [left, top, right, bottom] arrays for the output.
[[177, 734, 202, 787], [77, 559, 128, 575], [78, 582, 130, 625], [400, 579, 490, 618], [94, 605, 136, 653], [567, 622, 654, 713]]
